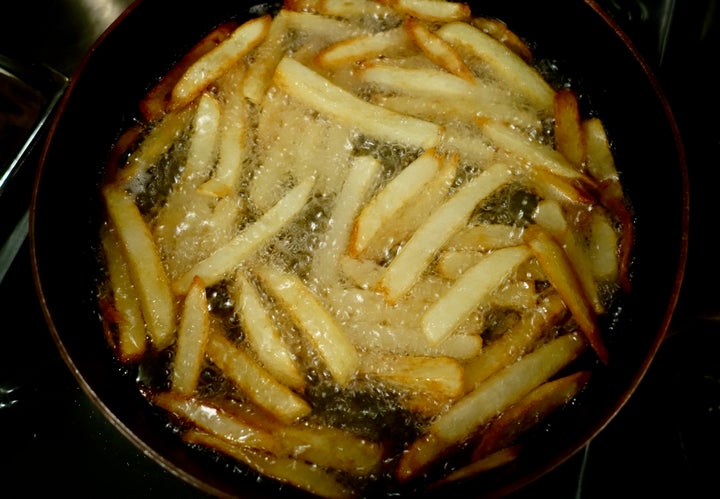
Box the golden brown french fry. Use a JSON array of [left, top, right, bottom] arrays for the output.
[[169, 15, 272, 111], [234, 273, 305, 391], [422, 245, 531, 345], [171, 276, 210, 396], [430, 445, 522, 488], [183, 431, 356, 499], [377, 162, 514, 304], [524, 225, 609, 363], [463, 292, 567, 391], [436, 21, 555, 112], [257, 265, 360, 386], [100, 225, 146, 362], [390, 0, 471, 22], [360, 352, 464, 399], [396, 333, 587, 482], [583, 117, 620, 183], [554, 88, 587, 170], [349, 148, 442, 257], [102, 184, 176, 350], [471, 16, 532, 62], [173, 178, 314, 294], [140, 22, 237, 121], [273, 57, 441, 150], [472, 370, 592, 459], [527, 167, 596, 206], [404, 17, 474, 81], [206, 329, 312, 423]]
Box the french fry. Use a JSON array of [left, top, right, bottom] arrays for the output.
[[554, 88, 587, 170], [526, 167, 595, 206], [273, 57, 442, 150], [317, 0, 398, 20], [524, 225, 609, 363], [257, 265, 360, 386], [532, 198, 567, 235], [349, 148, 442, 257], [471, 16, 533, 62], [422, 245, 531, 345], [463, 292, 567, 390], [389, 0, 472, 23], [206, 329, 312, 423], [102, 184, 176, 350], [472, 370, 592, 459], [173, 178, 314, 294], [360, 352, 464, 399], [377, 162, 514, 304], [314, 26, 412, 68], [436, 21, 555, 112], [139, 22, 237, 121], [588, 208, 620, 281], [234, 273, 305, 391], [169, 15, 272, 111], [429, 445, 522, 489], [242, 10, 290, 105], [445, 223, 523, 252], [100, 225, 146, 362], [171, 276, 210, 396], [396, 333, 587, 482], [403, 17, 475, 82], [184, 431, 355, 499]]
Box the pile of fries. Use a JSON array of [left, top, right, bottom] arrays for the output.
[[98, 0, 633, 496]]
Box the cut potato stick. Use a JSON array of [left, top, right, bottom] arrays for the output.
[[532, 198, 567, 235], [471, 16, 532, 62], [404, 17, 474, 81], [243, 10, 290, 104], [360, 352, 464, 399], [390, 0, 471, 23], [480, 119, 582, 180], [314, 26, 411, 68], [422, 245, 531, 345], [312, 155, 382, 288], [430, 445, 522, 489], [174, 178, 314, 294], [463, 292, 567, 390], [554, 88, 586, 170], [526, 167, 595, 206], [102, 184, 175, 350], [258, 265, 360, 385], [184, 431, 355, 499], [588, 209, 619, 281], [153, 392, 280, 451], [100, 225, 146, 362], [472, 370, 592, 459], [445, 223, 523, 252], [235, 273, 305, 391], [180, 92, 222, 183], [561, 229, 605, 315], [436, 21, 555, 111], [206, 329, 312, 423], [524, 225, 608, 363], [171, 276, 211, 396], [317, 0, 398, 20], [169, 15, 272, 111], [140, 22, 237, 121], [377, 162, 514, 304], [273, 57, 441, 150], [583, 117, 620, 183], [396, 332, 587, 482], [350, 148, 442, 257]]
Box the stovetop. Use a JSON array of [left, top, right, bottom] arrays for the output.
[[1, 1, 718, 497]]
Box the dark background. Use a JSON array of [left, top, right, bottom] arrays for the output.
[[1, 1, 718, 497]]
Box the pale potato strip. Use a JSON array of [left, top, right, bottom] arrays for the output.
[[171, 276, 210, 396], [235, 273, 305, 390], [532, 198, 567, 235], [404, 17, 474, 81], [350, 148, 442, 256], [436, 21, 555, 111], [173, 178, 314, 294], [588, 209, 619, 281], [318, 0, 398, 20], [184, 432, 355, 499], [445, 223, 523, 252], [422, 245, 531, 345], [100, 225, 146, 362], [314, 27, 411, 68], [377, 162, 514, 304], [391, 0, 471, 22], [584, 116, 620, 183], [170, 15, 272, 110], [463, 292, 567, 390], [258, 265, 360, 385], [181, 92, 222, 182], [102, 184, 175, 350], [273, 57, 441, 150], [206, 330, 312, 423], [396, 333, 587, 482], [243, 10, 290, 104]]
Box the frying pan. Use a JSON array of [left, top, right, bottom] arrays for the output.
[[30, 0, 688, 497]]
